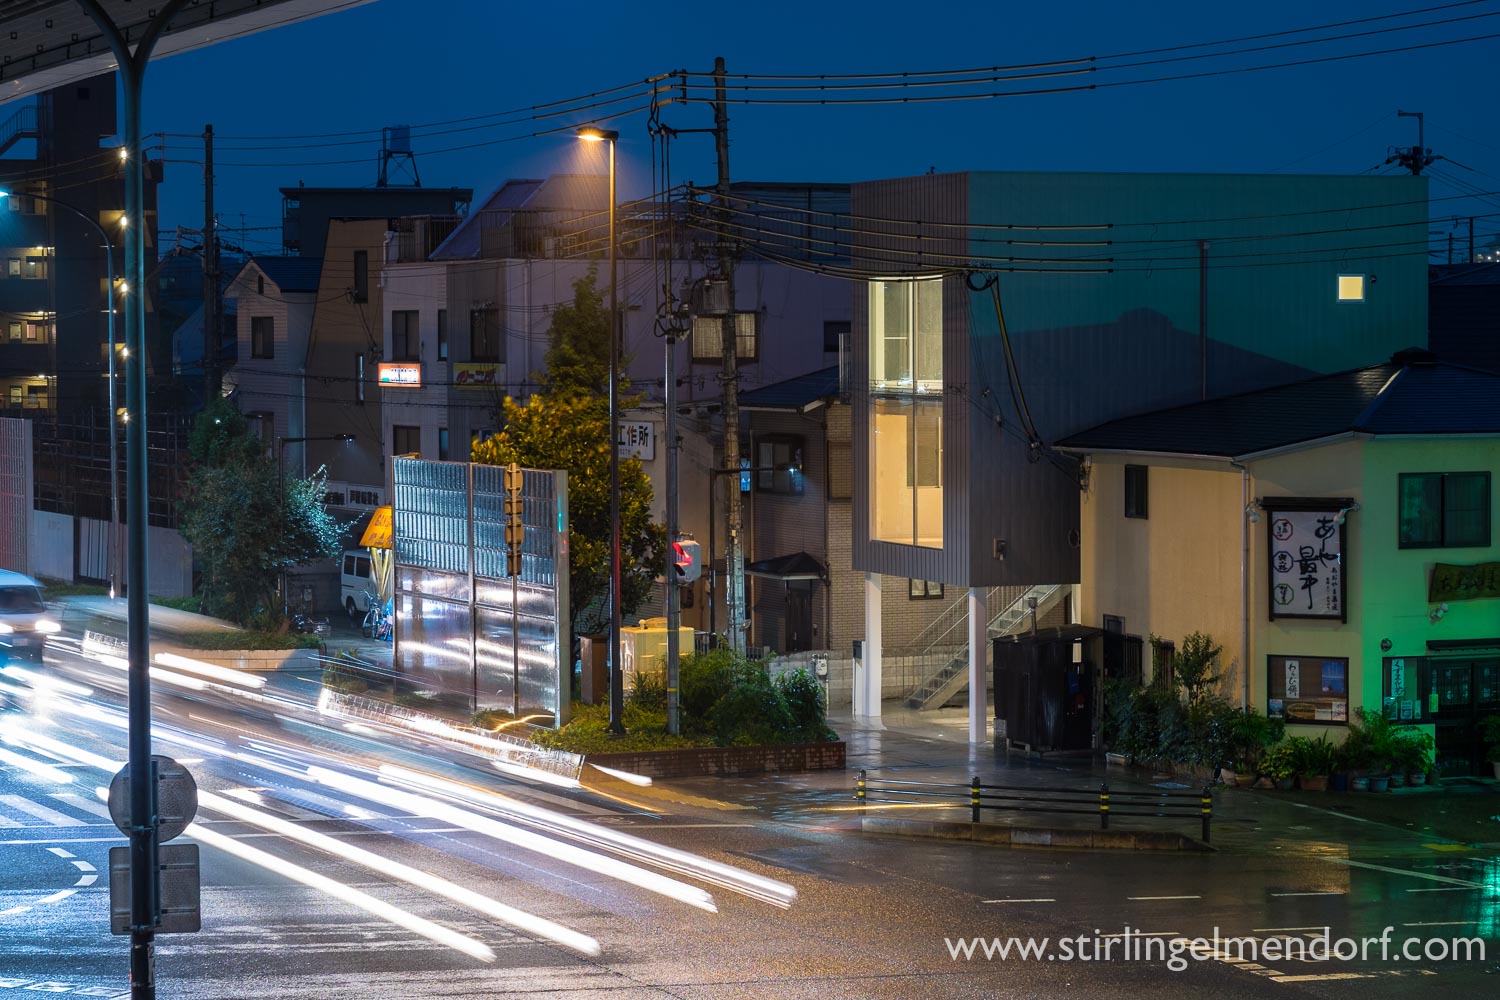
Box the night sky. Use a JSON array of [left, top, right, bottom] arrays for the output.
[[132, 0, 1497, 256]]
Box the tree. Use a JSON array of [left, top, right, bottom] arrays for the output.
[[471, 268, 664, 633], [178, 400, 345, 625]]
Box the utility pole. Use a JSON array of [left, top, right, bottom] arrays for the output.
[[1469, 217, 1476, 263], [712, 55, 745, 655], [201, 125, 219, 399], [664, 322, 681, 733], [1386, 110, 1442, 175]]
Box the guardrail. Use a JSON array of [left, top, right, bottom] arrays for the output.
[[854, 770, 1213, 843]]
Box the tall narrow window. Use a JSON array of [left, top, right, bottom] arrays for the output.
[[470, 308, 501, 362], [250, 316, 274, 359], [352, 250, 369, 303], [391, 310, 419, 361], [868, 277, 943, 547], [437, 309, 448, 361], [1124, 465, 1149, 519], [438, 427, 450, 461]]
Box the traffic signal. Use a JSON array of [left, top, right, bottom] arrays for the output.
[[672, 539, 701, 583]]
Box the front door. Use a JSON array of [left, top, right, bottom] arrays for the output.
[[1430, 657, 1500, 776], [785, 584, 812, 654]]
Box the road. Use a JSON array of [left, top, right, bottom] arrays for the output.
[[0, 629, 1495, 998]]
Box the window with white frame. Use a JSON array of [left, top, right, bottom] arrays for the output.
[[868, 278, 944, 548]]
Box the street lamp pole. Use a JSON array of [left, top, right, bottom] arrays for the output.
[[0, 188, 121, 598], [578, 126, 624, 735]]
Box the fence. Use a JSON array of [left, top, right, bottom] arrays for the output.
[[854, 770, 1214, 843]]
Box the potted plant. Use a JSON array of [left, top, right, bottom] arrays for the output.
[[1263, 741, 1297, 791], [1230, 710, 1283, 787], [1298, 734, 1336, 792], [1398, 730, 1435, 787], [1483, 715, 1500, 779]]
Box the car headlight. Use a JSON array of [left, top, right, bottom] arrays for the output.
[[0, 623, 12, 634], [34, 619, 61, 634]]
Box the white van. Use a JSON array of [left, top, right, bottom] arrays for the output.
[[0, 569, 60, 662], [339, 550, 374, 622]]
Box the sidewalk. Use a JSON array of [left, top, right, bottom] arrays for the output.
[[667, 704, 1500, 858]]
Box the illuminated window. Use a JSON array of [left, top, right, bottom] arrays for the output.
[[869, 278, 943, 548], [1337, 274, 1366, 302], [692, 312, 757, 362], [909, 579, 943, 600]]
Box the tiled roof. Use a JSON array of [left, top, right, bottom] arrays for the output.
[[738, 366, 840, 411], [1059, 353, 1500, 458]]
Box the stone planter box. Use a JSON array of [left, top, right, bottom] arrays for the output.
[[587, 741, 845, 779], [155, 643, 322, 673]]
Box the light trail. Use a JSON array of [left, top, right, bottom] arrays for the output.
[[0, 745, 74, 784], [307, 766, 720, 913], [153, 652, 267, 689], [196, 789, 601, 956], [378, 765, 798, 909]]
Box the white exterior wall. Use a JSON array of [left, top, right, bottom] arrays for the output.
[[379, 265, 449, 467], [225, 262, 316, 473]]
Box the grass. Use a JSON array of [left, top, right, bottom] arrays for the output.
[[531, 702, 714, 754], [151, 596, 204, 613]]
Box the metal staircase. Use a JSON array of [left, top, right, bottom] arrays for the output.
[[904, 583, 1065, 710], [0, 106, 38, 159]]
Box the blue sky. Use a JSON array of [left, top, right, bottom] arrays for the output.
[[137, 0, 1497, 255]]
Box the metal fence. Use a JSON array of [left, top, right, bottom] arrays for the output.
[[854, 770, 1214, 843]]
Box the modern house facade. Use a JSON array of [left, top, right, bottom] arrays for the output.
[[1060, 353, 1500, 776], [846, 171, 1431, 739]]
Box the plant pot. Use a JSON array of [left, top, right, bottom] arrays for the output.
[[1351, 776, 1370, 792], [1367, 776, 1390, 793], [1274, 777, 1295, 791], [1329, 772, 1349, 792], [1300, 775, 1329, 792], [1235, 773, 1257, 788], [1406, 771, 1427, 787], [1388, 772, 1406, 789]]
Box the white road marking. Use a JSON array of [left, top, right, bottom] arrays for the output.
[[1407, 887, 1469, 893], [1128, 895, 1200, 900], [1324, 857, 1483, 888], [70, 860, 94, 873], [50, 792, 115, 821], [1402, 920, 1476, 927], [45, 847, 74, 858], [1271, 891, 1345, 897], [0, 906, 30, 916], [1272, 973, 1375, 983], [76, 874, 98, 887], [0, 814, 22, 828], [984, 898, 1056, 903], [36, 889, 75, 904], [1253, 926, 1331, 932], [0, 794, 86, 826], [1098, 931, 1180, 939]]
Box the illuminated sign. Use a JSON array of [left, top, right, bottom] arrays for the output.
[[360, 505, 393, 550], [377, 363, 422, 387], [453, 364, 501, 389]]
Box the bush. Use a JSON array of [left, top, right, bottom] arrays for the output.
[[174, 630, 321, 651], [777, 669, 837, 744], [1176, 631, 1223, 703], [321, 670, 367, 695], [1482, 715, 1500, 764]]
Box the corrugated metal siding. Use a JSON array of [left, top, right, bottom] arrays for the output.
[[851, 173, 971, 586], [747, 409, 830, 651]]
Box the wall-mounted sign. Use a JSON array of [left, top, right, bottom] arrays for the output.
[[453, 364, 500, 389], [617, 420, 654, 460], [1266, 504, 1345, 622], [377, 363, 421, 387], [1428, 561, 1500, 603]]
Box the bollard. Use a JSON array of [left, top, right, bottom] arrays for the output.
[[1099, 782, 1110, 830], [971, 776, 981, 824], [1201, 785, 1212, 843], [856, 769, 866, 817]]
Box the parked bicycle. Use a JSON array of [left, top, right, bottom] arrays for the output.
[[361, 597, 393, 642]]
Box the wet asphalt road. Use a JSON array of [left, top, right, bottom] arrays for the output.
[[0, 635, 1495, 998]]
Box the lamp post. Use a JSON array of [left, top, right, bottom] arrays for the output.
[[578, 126, 624, 735], [276, 433, 354, 617], [0, 187, 122, 598]]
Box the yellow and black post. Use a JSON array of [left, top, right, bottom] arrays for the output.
[[970, 776, 982, 823], [855, 769, 866, 817], [1201, 786, 1213, 843], [1099, 782, 1110, 829]]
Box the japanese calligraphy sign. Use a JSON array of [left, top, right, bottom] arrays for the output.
[[617, 421, 655, 460], [1267, 506, 1346, 622]]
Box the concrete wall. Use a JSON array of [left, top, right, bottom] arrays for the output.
[[28, 509, 72, 581]]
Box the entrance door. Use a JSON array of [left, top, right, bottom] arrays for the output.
[[785, 584, 812, 653], [1430, 657, 1500, 775]]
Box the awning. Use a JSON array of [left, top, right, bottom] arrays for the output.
[[744, 551, 826, 582]]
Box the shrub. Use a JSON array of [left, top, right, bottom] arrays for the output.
[[1482, 715, 1500, 764], [777, 669, 836, 744], [1175, 631, 1224, 704], [1262, 742, 1298, 781], [321, 670, 367, 695]]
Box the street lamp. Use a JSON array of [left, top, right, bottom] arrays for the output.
[[276, 433, 355, 616], [577, 125, 625, 735], [0, 187, 122, 598]]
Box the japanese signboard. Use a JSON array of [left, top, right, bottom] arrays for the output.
[[1267, 506, 1345, 622], [453, 364, 501, 389], [617, 420, 654, 460], [377, 363, 422, 387], [1428, 561, 1500, 603]]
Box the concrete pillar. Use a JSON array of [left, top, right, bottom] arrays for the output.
[[856, 572, 882, 718], [968, 586, 987, 744]]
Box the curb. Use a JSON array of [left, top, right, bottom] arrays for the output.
[[860, 816, 1213, 852]]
